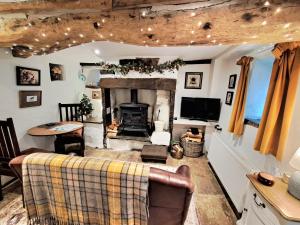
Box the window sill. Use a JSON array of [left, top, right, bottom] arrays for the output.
[[244, 118, 259, 128]]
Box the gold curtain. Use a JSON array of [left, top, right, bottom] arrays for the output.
[[228, 56, 253, 136], [254, 42, 300, 160]]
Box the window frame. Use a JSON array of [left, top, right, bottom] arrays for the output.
[[243, 51, 274, 128]]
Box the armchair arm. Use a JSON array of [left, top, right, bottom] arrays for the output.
[[148, 165, 194, 225], [149, 165, 194, 193]]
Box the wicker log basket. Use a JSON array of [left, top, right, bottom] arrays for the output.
[[180, 129, 204, 158], [181, 139, 204, 157]]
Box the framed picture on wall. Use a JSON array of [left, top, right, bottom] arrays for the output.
[[225, 91, 234, 105], [49, 63, 64, 81], [184, 72, 203, 89], [16, 66, 41, 86], [19, 90, 42, 108], [228, 74, 237, 89]]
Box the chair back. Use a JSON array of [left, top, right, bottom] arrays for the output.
[[59, 103, 84, 122], [0, 118, 21, 161]]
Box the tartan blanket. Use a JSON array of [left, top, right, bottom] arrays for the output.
[[22, 153, 150, 225]]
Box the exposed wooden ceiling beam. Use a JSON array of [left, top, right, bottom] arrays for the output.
[[0, 0, 110, 14], [0, 0, 299, 58], [112, 0, 198, 9]]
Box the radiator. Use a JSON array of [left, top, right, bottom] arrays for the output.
[[207, 132, 253, 213]]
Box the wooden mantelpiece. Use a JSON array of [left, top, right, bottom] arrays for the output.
[[99, 78, 176, 90]]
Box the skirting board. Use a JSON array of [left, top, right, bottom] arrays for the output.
[[208, 162, 242, 220]]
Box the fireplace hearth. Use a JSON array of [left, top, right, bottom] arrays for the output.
[[118, 89, 149, 136]]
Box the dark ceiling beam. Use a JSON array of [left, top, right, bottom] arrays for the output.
[[112, 0, 199, 9]]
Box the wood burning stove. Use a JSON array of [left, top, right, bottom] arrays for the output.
[[119, 89, 149, 135]]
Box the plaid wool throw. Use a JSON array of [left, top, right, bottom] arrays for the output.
[[22, 153, 150, 225]]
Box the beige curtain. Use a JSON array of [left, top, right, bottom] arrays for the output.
[[254, 42, 300, 160], [228, 56, 253, 136]]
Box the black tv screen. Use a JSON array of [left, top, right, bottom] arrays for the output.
[[180, 97, 221, 121]]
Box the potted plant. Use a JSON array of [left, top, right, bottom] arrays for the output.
[[80, 94, 93, 119]]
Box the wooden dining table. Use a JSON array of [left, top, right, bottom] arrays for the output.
[[27, 121, 83, 136]]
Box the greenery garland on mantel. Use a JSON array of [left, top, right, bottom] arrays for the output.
[[99, 58, 185, 75]]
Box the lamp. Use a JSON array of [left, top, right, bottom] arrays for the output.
[[288, 147, 300, 200]]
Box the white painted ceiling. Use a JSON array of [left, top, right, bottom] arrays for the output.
[[85, 41, 232, 60]]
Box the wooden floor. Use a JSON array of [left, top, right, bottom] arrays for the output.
[[0, 148, 237, 225]]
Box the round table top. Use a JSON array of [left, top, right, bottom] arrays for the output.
[[27, 121, 83, 136]]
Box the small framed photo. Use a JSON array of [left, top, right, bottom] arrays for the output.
[[225, 91, 234, 105], [92, 91, 101, 99], [228, 74, 237, 89], [16, 66, 41, 86], [185, 72, 203, 89], [19, 91, 42, 108], [49, 63, 64, 81]]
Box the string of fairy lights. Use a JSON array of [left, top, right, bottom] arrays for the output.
[[5, 0, 296, 56]]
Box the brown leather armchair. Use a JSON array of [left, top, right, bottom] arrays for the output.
[[148, 166, 194, 225], [9, 155, 194, 225]]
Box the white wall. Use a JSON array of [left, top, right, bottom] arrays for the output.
[[281, 73, 300, 172], [209, 53, 300, 174], [174, 64, 212, 118], [0, 47, 100, 151], [2, 41, 298, 183], [0, 50, 213, 153], [100, 57, 214, 123]]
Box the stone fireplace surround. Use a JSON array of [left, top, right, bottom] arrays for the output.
[[99, 78, 176, 149]]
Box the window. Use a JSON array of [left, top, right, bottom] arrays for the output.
[[244, 56, 274, 126]]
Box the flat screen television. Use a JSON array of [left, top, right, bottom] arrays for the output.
[[180, 97, 221, 121]]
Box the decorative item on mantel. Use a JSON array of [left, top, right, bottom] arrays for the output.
[[288, 147, 300, 200], [181, 129, 204, 157], [98, 58, 185, 75]]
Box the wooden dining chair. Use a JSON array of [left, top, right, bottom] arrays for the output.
[[0, 118, 49, 201], [55, 103, 85, 156]]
